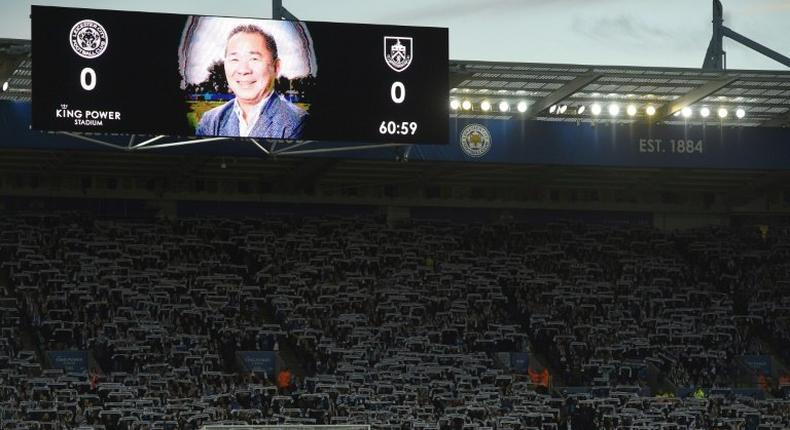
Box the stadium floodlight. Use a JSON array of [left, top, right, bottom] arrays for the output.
[[591, 103, 602, 116], [736, 108, 746, 119], [608, 103, 620, 116], [645, 105, 656, 116], [1, 81, 8, 92], [681, 107, 692, 118], [517, 101, 528, 113], [558, 104, 568, 114], [576, 105, 586, 115], [626, 105, 637, 117], [718, 108, 728, 118], [450, 99, 460, 110], [480, 100, 491, 111], [462, 100, 472, 110], [498, 101, 510, 112], [549, 104, 557, 114], [700, 107, 710, 118]]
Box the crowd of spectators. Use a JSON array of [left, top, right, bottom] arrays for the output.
[[0, 212, 789, 430]]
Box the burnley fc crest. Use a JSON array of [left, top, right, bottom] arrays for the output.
[[384, 36, 413, 72]]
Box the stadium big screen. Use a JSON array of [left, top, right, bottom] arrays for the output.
[[31, 6, 449, 144]]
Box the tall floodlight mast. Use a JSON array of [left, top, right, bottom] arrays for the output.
[[702, 0, 790, 70], [272, 0, 298, 20]]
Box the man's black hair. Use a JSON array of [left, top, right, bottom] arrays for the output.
[[226, 24, 278, 60]]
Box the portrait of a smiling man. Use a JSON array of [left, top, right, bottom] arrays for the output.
[[196, 24, 308, 139]]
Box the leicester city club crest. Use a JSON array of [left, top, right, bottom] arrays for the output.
[[460, 124, 492, 158], [384, 36, 413, 72], [69, 19, 108, 59]]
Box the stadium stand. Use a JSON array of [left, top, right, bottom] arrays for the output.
[[1, 211, 789, 430]]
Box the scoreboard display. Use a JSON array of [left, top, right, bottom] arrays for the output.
[[31, 6, 449, 145]]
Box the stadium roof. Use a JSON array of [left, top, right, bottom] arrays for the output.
[[449, 60, 790, 128], [3, 39, 790, 127], [0, 39, 30, 103]]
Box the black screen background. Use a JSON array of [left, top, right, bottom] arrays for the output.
[[31, 6, 449, 145]]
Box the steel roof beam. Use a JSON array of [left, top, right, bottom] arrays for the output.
[[526, 74, 602, 118], [722, 26, 790, 69], [661, 76, 736, 118]]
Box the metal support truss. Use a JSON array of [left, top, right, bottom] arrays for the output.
[[55, 132, 412, 158], [60, 132, 129, 151], [703, 0, 790, 70], [256, 139, 412, 157], [273, 142, 410, 156]]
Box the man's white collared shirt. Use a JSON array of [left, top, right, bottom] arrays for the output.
[[233, 94, 271, 137]]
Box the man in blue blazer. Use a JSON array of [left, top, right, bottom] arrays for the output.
[[197, 24, 307, 139]]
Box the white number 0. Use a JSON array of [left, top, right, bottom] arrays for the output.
[[390, 81, 405, 104], [80, 67, 96, 91]]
